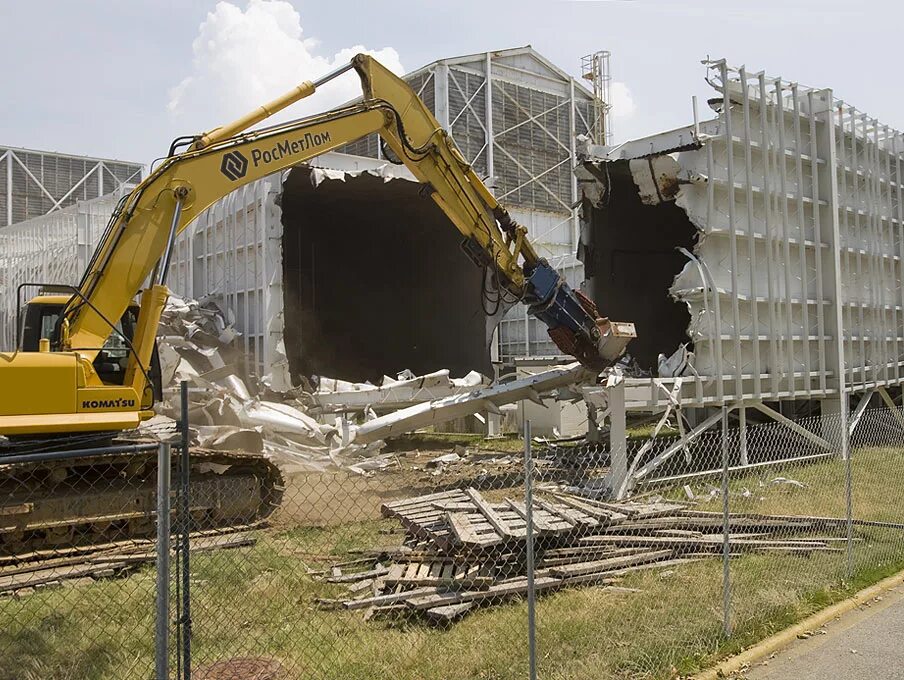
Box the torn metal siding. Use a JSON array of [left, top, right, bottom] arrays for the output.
[[579, 60, 904, 408]]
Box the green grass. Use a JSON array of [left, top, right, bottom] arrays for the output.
[[3, 449, 904, 679]]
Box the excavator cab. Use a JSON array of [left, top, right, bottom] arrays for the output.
[[18, 294, 163, 404]]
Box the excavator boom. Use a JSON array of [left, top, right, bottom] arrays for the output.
[[0, 54, 634, 437]]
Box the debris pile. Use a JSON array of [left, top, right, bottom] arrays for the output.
[[312, 369, 489, 414], [314, 488, 858, 623], [143, 294, 386, 471], [142, 294, 596, 473]]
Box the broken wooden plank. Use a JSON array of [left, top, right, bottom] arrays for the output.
[[549, 549, 673, 578], [342, 585, 443, 610], [549, 492, 627, 524], [405, 575, 563, 610], [579, 534, 832, 553], [464, 488, 521, 539], [446, 511, 500, 547], [426, 601, 475, 623], [326, 566, 389, 584], [534, 498, 598, 529], [679, 509, 904, 531]]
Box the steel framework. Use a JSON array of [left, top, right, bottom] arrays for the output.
[[0, 146, 142, 227]]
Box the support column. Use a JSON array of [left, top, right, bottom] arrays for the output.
[[433, 62, 449, 129], [814, 85, 849, 453], [604, 375, 628, 498], [5, 151, 12, 227], [821, 396, 848, 457]]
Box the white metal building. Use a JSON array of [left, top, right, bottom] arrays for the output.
[[0, 146, 142, 228], [578, 58, 904, 494]]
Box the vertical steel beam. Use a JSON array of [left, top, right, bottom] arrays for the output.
[[895, 133, 904, 383], [6, 151, 12, 227], [776, 80, 796, 397], [758, 73, 779, 399], [720, 62, 743, 402], [863, 117, 879, 386], [739, 67, 762, 399], [852, 112, 866, 390], [569, 78, 579, 253], [838, 105, 855, 391], [484, 53, 494, 180], [791, 84, 812, 397], [705, 143, 725, 403], [606, 375, 628, 497], [807, 91, 828, 394], [434, 62, 450, 129], [883, 125, 897, 385], [814, 88, 847, 426]]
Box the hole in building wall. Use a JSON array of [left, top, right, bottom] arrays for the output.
[[280, 166, 493, 384], [580, 160, 697, 372]]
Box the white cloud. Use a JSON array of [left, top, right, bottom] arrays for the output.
[[608, 80, 636, 120], [168, 0, 404, 133]]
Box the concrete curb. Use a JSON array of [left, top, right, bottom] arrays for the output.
[[693, 569, 904, 679]]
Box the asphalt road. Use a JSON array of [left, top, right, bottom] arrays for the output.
[[745, 583, 904, 679]]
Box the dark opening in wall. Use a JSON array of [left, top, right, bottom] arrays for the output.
[[280, 166, 492, 384], [579, 160, 697, 372]]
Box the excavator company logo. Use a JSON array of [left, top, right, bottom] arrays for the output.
[[81, 398, 136, 410], [249, 132, 333, 169], [220, 151, 249, 181]]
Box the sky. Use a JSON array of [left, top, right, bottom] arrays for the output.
[[1, 0, 900, 166]]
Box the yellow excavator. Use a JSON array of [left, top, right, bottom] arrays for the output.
[[0, 55, 633, 551]]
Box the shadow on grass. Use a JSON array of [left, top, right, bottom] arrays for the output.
[[0, 611, 114, 680]]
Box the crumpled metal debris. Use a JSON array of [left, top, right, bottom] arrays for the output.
[[144, 294, 384, 471], [312, 368, 489, 413], [350, 363, 596, 445], [144, 294, 594, 475]]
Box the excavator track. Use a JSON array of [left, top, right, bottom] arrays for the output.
[[0, 443, 284, 558]]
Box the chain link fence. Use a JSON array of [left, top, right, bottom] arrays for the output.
[[3, 398, 904, 679], [0, 440, 167, 680]]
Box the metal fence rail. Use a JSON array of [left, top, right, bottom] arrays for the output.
[[3, 398, 904, 679]]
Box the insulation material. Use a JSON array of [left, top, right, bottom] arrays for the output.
[[578, 59, 904, 407]]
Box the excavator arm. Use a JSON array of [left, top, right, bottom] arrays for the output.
[[0, 55, 632, 436]]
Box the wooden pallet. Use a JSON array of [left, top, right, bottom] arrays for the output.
[[381, 487, 614, 550]]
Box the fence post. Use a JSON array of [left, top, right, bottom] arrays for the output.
[[842, 393, 853, 580], [721, 406, 732, 637], [180, 380, 192, 679], [156, 442, 172, 680], [523, 420, 538, 680]]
